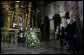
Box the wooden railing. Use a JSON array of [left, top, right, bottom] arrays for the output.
[[1, 28, 20, 48]]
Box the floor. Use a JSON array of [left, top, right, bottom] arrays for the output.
[[1, 40, 79, 54]]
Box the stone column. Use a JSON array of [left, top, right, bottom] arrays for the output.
[[78, 1, 83, 51], [78, 1, 83, 32], [2, 1, 11, 28], [49, 19, 54, 40], [1, 1, 11, 41], [62, 17, 67, 28], [15, 2, 20, 26]]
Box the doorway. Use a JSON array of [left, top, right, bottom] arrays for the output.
[[53, 14, 61, 32]]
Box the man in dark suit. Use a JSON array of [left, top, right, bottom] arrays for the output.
[[64, 19, 73, 51], [58, 23, 65, 47], [10, 21, 16, 43], [71, 17, 80, 53]]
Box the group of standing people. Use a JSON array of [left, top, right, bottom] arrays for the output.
[[10, 19, 26, 43], [56, 16, 80, 54]]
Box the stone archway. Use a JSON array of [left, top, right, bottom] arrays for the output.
[[41, 16, 50, 41], [49, 14, 61, 40], [53, 14, 61, 32]]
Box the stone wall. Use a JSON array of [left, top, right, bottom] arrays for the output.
[[40, 1, 82, 40], [78, 1, 83, 31], [41, 1, 67, 39]]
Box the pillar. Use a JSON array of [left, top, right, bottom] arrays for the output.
[[1, 1, 11, 41], [27, 2, 32, 30], [2, 1, 11, 28], [49, 19, 54, 40], [15, 1, 20, 25]]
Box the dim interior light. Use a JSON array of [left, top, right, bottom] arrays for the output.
[[38, 10, 40, 12], [16, 1, 20, 2]]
